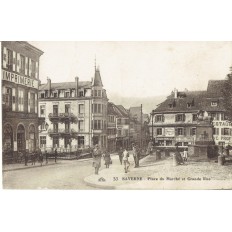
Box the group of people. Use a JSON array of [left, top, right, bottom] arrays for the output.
[[174, 146, 188, 165], [23, 149, 58, 166], [92, 143, 141, 175]]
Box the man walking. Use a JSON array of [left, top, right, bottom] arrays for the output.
[[45, 150, 49, 164], [132, 144, 140, 168], [24, 151, 29, 166], [92, 144, 102, 175], [54, 149, 58, 163], [118, 147, 123, 165], [122, 148, 130, 173]]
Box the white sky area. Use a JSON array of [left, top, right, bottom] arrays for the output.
[[30, 41, 232, 99]]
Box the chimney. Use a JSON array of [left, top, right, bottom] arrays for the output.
[[174, 88, 178, 99], [75, 76, 79, 97], [47, 77, 51, 97]]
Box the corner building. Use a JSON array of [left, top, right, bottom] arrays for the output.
[[38, 67, 108, 151], [2, 41, 43, 161]]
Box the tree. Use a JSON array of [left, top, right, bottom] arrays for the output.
[[222, 69, 232, 121]]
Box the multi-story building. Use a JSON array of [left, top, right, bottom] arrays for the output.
[[129, 106, 150, 148], [107, 102, 118, 152], [38, 67, 108, 152], [2, 41, 44, 161], [149, 79, 232, 148], [115, 105, 130, 150], [206, 80, 232, 146]]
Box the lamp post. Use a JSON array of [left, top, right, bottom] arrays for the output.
[[151, 110, 154, 142]]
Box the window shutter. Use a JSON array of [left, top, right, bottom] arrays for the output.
[[175, 128, 178, 136], [35, 93, 37, 113], [155, 115, 157, 122], [12, 88, 15, 111], [35, 61, 39, 79], [175, 115, 177, 122], [12, 51, 16, 71], [162, 114, 165, 122], [21, 90, 24, 112], [183, 127, 186, 136], [25, 57, 28, 75], [28, 59, 32, 77], [190, 128, 192, 136], [183, 114, 186, 122], [28, 91, 30, 113], [221, 128, 224, 135], [3, 47, 7, 68], [16, 53, 20, 73]]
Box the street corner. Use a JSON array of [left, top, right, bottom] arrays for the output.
[[84, 173, 117, 190]]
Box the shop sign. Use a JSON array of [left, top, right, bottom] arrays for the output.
[[213, 121, 232, 128], [2, 70, 38, 89], [165, 128, 175, 137]]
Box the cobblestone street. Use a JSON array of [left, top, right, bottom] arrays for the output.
[[3, 159, 99, 190]]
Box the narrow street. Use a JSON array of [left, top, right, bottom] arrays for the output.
[[3, 158, 101, 190]]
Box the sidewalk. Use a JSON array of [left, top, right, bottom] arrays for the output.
[[84, 154, 232, 190], [2, 153, 119, 172], [2, 161, 63, 172]]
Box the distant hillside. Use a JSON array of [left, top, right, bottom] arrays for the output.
[[108, 93, 166, 114]]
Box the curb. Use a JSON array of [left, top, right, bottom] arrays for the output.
[[3, 162, 60, 172], [84, 177, 116, 190]]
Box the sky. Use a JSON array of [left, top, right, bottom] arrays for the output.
[[31, 41, 232, 108]]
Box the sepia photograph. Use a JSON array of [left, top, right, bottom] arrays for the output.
[[2, 41, 232, 190]]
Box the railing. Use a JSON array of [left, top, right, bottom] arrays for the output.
[[49, 112, 76, 118]]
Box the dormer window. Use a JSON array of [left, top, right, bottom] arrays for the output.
[[65, 92, 70, 98], [187, 103, 192, 108], [211, 101, 218, 107]]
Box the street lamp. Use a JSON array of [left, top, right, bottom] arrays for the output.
[[151, 110, 154, 142]]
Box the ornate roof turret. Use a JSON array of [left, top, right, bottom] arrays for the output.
[[92, 66, 103, 87]]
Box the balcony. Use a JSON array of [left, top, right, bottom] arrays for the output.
[[48, 113, 77, 123], [78, 113, 85, 118]]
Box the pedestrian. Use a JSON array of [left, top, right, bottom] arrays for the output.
[[132, 145, 140, 168], [122, 149, 130, 173], [38, 150, 43, 166], [118, 147, 123, 165], [54, 148, 57, 163], [103, 151, 111, 168], [31, 152, 36, 165], [183, 148, 188, 162], [174, 145, 184, 165], [45, 150, 49, 164], [24, 151, 29, 166], [92, 144, 102, 175], [146, 140, 153, 155]]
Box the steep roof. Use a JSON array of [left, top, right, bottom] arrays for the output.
[[93, 68, 103, 87], [154, 91, 208, 113], [107, 102, 128, 117], [129, 106, 142, 121], [39, 81, 91, 91], [116, 105, 129, 117], [207, 80, 226, 98]]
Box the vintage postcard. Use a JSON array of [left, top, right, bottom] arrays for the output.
[[2, 41, 232, 190]]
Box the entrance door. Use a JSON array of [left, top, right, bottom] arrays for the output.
[[29, 125, 36, 153], [3, 124, 13, 157], [17, 125, 26, 152]]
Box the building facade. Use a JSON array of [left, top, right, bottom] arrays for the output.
[[38, 67, 108, 152], [2, 41, 43, 161], [149, 80, 232, 148]]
